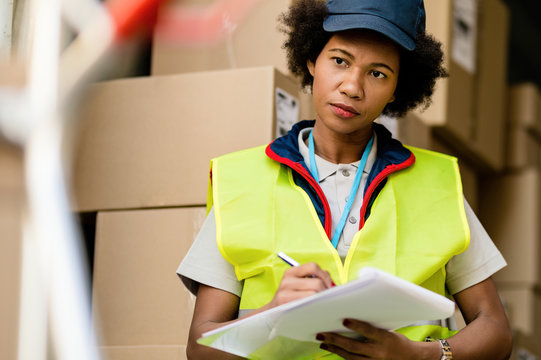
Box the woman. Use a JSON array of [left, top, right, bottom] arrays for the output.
[[178, 0, 513, 359]]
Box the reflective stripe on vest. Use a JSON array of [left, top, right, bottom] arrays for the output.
[[209, 144, 470, 343]]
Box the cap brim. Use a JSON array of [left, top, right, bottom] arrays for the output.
[[323, 13, 416, 51]]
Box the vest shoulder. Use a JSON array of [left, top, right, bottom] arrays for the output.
[[213, 144, 268, 163], [405, 145, 458, 165]]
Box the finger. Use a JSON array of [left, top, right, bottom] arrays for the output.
[[288, 262, 335, 288], [317, 332, 377, 357], [280, 274, 330, 293], [320, 341, 371, 359], [342, 319, 383, 340]]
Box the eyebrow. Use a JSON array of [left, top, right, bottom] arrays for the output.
[[328, 48, 396, 74]]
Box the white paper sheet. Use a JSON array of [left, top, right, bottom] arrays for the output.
[[198, 267, 455, 358]]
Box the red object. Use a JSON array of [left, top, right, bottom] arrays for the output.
[[105, 0, 165, 41], [154, 0, 262, 45]]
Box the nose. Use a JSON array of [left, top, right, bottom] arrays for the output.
[[339, 69, 364, 99]]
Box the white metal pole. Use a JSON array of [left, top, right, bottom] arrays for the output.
[[20, 0, 101, 358], [0, 0, 13, 61]]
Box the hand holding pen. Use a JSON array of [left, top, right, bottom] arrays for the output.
[[266, 251, 335, 309]]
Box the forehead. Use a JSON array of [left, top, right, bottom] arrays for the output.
[[324, 30, 400, 61]]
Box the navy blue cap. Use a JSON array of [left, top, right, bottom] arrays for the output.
[[323, 0, 426, 51]]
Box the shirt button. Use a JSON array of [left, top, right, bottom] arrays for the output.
[[348, 216, 357, 224], [342, 169, 350, 177]]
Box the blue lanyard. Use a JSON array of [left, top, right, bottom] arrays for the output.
[[308, 130, 374, 248]]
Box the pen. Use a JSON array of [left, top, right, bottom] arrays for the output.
[[277, 251, 301, 267]]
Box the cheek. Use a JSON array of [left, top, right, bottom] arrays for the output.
[[311, 74, 325, 101]]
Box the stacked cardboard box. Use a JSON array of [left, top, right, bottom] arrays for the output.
[[93, 208, 206, 360], [71, 66, 301, 359], [150, 0, 316, 121], [71, 1, 309, 356], [72, 67, 299, 211], [413, 0, 509, 172], [506, 83, 541, 170], [479, 171, 541, 338], [479, 82, 541, 339], [151, 0, 291, 76], [391, 0, 511, 209]]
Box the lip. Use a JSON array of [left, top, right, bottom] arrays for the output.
[[330, 103, 359, 118]]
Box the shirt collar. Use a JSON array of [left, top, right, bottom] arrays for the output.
[[297, 127, 378, 182]]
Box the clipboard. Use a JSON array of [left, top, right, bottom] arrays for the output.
[[197, 267, 455, 359]]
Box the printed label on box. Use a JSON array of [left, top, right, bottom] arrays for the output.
[[452, 0, 478, 74], [275, 88, 299, 138]]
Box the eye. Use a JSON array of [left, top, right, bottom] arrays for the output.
[[332, 57, 348, 67], [371, 70, 386, 79]]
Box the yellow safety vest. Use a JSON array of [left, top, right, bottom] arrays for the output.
[[208, 144, 470, 357]]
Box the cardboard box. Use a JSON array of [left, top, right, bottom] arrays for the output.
[[151, 0, 290, 77], [150, 0, 316, 122], [508, 83, 541, 136], [510, 330, 541, 360], [497, 285, 541, 338], [480, 169, 540, 285], [72, 66, 300, 212], [414, 0, 509, 171], [99, 345, 187, 360], [0, 140, 24, 360], [92, 207, 206, 353], [506, 83, 541, 170], [506, 126, 541, 170]]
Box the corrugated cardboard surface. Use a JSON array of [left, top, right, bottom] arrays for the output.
[[414, 0, 509, 171], [510, 329, 541, 360], [473, 0, 509, 171], [151, 0, 291, 76], [99, 345, 187, 360], [150, 0, 316, 122], [72, 67, 299, 212], [506, 126, 541, 170], [92, 207, 206, 348], [412, 0, 470, 132], [480, 169, 540, 285], [497, 285, 541, 338], [0, 140, 24, 360], [506, 83, 541, 170], [508, 83, 541, 135]]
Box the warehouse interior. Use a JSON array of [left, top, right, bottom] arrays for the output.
[[1, 0, 541, 359]]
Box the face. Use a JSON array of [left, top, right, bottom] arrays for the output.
[[308, 30, 399, 138]]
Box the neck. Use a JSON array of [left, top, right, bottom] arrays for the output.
[[310, 122, 373, 164]]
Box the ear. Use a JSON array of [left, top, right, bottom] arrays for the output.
[[307, 60, 316, 77], [388, 94, 396, 103]]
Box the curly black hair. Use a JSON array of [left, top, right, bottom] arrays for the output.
[[278, 0, 448, 117]]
